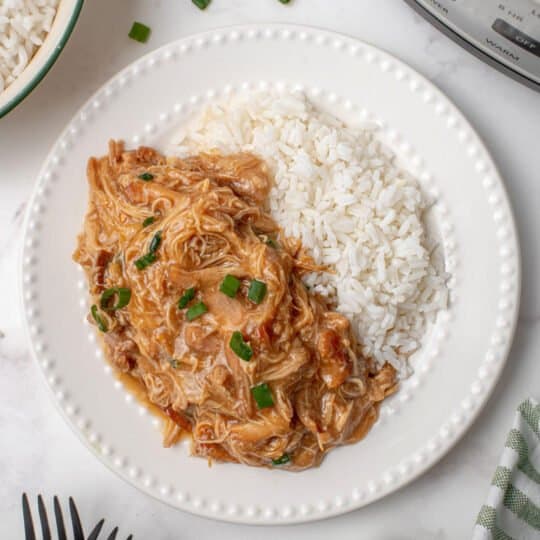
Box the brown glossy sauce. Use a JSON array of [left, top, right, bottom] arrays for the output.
[[115, 369, 167, 420]]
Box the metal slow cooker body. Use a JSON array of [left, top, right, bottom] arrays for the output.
[[404, 0, 540, 92]]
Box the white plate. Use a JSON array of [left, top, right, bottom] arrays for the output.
[[21, 25, 520, 525]]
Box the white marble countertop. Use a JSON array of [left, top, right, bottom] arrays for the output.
[[1, 1, 539, 538]]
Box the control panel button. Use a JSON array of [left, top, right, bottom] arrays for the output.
[[492, 18, 540, 58]]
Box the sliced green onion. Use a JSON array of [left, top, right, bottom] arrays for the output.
[[134, 252, 157, 270], [248, 280, 267, 304], [169, 358, 180, 369], [229, 331, 253, 361], [279, 0, 291, 3], [178, 287, 196, 309], [148, 230, 162, 253], [272, 454, 290, 466], [129, 22, 151, 43], [186, 301, 208, 321], [266, 238, 279, 249], [138, 172, 154, 181], [142, 216, 155, 228], [192, 0, 211, 9], [134, 231, 161, 270], [90, 305, 108, 332], [251, 383, 274, 409], [219, 274, 241, 298], [100, 287, 131, 311]]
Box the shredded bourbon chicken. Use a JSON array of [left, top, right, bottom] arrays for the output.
[[73, 141, 397, 471]]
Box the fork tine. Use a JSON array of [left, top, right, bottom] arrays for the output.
[[87, 518, 105, 540], [69, 497, 85, 540], [37, 495, 52, 540], [106, 526, 119, 540], [22, 494, 36, 540], [53, 496, 67, 540], [126, 535, 133, 540]]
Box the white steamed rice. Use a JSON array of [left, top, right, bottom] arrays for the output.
[[170, 91, 448, 377], [0, 0, 59, 93]]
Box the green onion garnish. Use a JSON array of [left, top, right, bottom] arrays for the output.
[[186, 301, 208, 321], [134, 252, 157, 270], [229, 331, 253, 361], [129, 22, 151, 43], [191, 0, 286, 8], [266, 238, 279, 249], [90, 304, 108, 332], [100, 287, 131, 311], [148, 230, 162, 254], [138, 172, 154, 181], [192, 0, 211, 9], [178, 287, 196, 309], [169, 358, 180, 369], [142, 216, 155, 228], [135, 231, 162, 270], [251, 383, 274, 409], [219, 274, 241, 298], [272, 454, 290, 466], [248, 280, 267, 304]]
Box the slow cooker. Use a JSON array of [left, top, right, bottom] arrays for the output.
[[404, 0, 540, 91]]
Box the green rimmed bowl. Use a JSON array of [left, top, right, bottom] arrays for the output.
[[0, 0, 84, 119]]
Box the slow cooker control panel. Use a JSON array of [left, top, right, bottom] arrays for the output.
[[413, 0, 540, 85]]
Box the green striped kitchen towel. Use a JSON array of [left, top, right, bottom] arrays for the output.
[[473, 398, 540, 539]]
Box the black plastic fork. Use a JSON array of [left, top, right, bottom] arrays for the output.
[[22, 494, 132, 540]]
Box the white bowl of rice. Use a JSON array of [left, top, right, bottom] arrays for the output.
[[0, 0, 83, 118]]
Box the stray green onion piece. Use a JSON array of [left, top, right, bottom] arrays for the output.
[[100, 287, 131, 311], [178, 287, 196, 309], [272, 454, 290, 466], [148, 230, 162, 254], [142, 216, 155, 228], [220, 274, 241, 298], [129, 22, 151, 43], [138, 172, 154, 181], [134, 252, 157, 270], [266, 238, 279, 249], [90, 304, 108, 332], [248, 280, 267, 304], [186, 301, 208, 321], [191, 0, 286, 8], [251, 383, 274, 409], [229, 331, 253, 361], [169, 358, 180, 369], [192, 0, 211, 9]]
